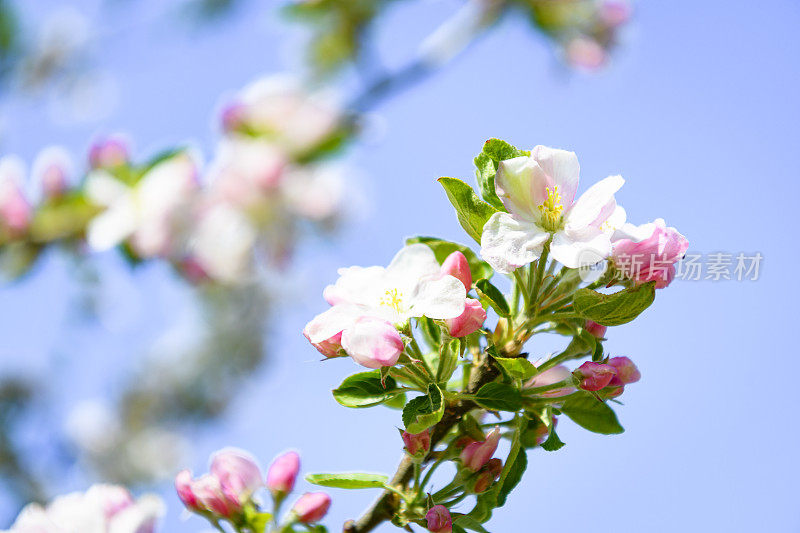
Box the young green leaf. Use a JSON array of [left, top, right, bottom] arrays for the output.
[[405, 236, 493, 280], [560, 393, 624, 434], [496, 447, 527, 506], [402, 384, 444, 433], [572, 282, 656, 326], [438, 177, 498, 243], [453, 514, 491, 533], [474, 279, 510, 317], [540, 427, 565, 451], [491, 356, 538, 381], [474, 382, 522, 412], [305, 472, 389, 489], [332, 371, 400, 408], [474, 152, 505, 211]]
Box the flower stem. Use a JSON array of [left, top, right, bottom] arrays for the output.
[[529, 239, 551, 314]]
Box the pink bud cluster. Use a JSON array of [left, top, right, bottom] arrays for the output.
[[459, 427, 504, 493], [574, 357, 641, 395]]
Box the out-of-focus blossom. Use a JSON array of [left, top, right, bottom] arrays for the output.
[[86, 151, 199, 257], [281, 166, 345, 221], [481, 146, 624, 272], [304, 244, 467, 367], [6, 484, 163, 533], [445, 298, 486, 338], [425, 505, 453, 533], [267, 451, 301, 496], [574, 361, 617, 391], [223, 76, 341, 157], [440, 251, 472, 290], [188, 203, 257, 284], [89, 137, 129, 170], [524, 364, 575, 398], [292, 492, 331, 524], [0, 156, 32, 234], [460, 427, 500, 472], [32, 146, 73, 198], [599, 0, 632, 28], [402, 429, 431, 457], [208, 137, 286, 204], [611, 218, 689, 288], [565, 36, 607, 71]]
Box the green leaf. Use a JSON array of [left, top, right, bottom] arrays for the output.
[[402, 384, 444, 433], [496, 447, 527, 506], [452, 525, 469, 533], [481, 138, 528, 163], [305, 472, 388, 489], [453, 514, 491, 533], [332, 371, 400, 408], [243, 506, 272, 533], [572, 282, 656, 326], [474, 279, 510, 317], [560, 393, 624, 434], [540, 427, 565, 451], [474, 382, 522, 412], [405, 236, 493, 281], [491, 356, 538, 381], [474, 139, 530, 211], [383, 391, 407, 410], [438, 177, 498, 244]]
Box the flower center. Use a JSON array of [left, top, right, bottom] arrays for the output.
[[538, 186, 564, 232], [380, 288, 405, 314]]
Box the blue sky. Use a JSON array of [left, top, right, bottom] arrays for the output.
[[1, 0, 799, 531]]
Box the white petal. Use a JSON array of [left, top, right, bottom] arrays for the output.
[[407, 275, 466, 320], [325, 266, 388, 307], [86, 199, 138, 251], [495, 156, 548, 219], [604, 204, 627, 233], [386, 244, 441, 282], [137, 153, 197, 219], [612, 220, 656, 243], [303, 304, 364, 343], [550, 229, 612, 268], [85, 170, 129, 207], [565, 175, 624, 231], [480, 212, 549, 274], [531, 145, 580, 206]]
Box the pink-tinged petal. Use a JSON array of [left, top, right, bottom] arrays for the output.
[[408, 274, 466, 320], [607, 356, 641, 386], [460, 427, 500, 471], [524, 365, 575, 398], [426, 505, 453, 533], [480, 212, 549, 274], [267, 451, 301, 495], [292, 493, 331, 523], [402, 429, 431, 457], [210, 448, 263, 495], [550, 229, 612, 269], [531, 145, 580, 207], [303, 304, 363, 344], [440, 251, 472, 290], [565, 175, 624, 231], [611, 218, 688, 288], [445, 298, 486, 337], [494, 156, 549, 219], [175, 470, 203, 512], [323, 266, 386, 307], [574, 362, 617, 391], [584, 320, 607, 339], [341, 317, 403, 368]]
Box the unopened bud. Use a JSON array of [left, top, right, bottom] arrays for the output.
[[574, 361, 617, 391], [460, 427, 500, 472], [607, 356, 641, 386], [440, 251, 472, 290], [292, 492, 331, 524], [425, 505, 452, 533], [584, 320, 607, 339], [402, 429, 431, 457], [267, 451, 300, 496], [445, 298, 486, 338]]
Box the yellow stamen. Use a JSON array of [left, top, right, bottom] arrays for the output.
[[538, 186, 564, 231], [380, 288, 404, 313]]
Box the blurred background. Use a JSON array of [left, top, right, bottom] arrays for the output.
[[0, 0, 798, 531]]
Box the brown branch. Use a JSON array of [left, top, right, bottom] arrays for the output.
[[343, 353, 500, 533]]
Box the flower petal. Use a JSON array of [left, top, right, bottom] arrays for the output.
[[85, 170, 129, 207], [303, 304, 364, 344], [480, 212, 549, 274], [495, 156, 548, 219], [531, 145, 580, 206], [550, 229, 612, 268], [407, 274, 466, 320], [386, 244, 441, 282], [87, 199, 138, 251], [565, 175, 624, 231]]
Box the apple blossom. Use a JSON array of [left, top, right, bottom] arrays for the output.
[[267, 451, 301, 495], [32, 146, 72, 198], [565, 37, 607, 71], [86, 151, 199, 257], [0, 156, 32, 234], [425, 505, 452, 533], [188, 202, 257, 284], [292, 492, 331, 523], [611, 218, 689, 288], [574, 361, 617, 391], [460, 427, 500, 472], [607, 356, 641, 387], [340, 316, 404, 368], [480, 146, 624, 273], [445, 298, 486, 337], [402, 429, 431, 457], [89, 137, 129, 170]]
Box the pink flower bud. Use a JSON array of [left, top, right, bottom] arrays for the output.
[[607, 356, 641, 387], [524, 365, 575, 398], [440, 251, 472, 290], [192, 475, 239, 517], [341, 317, 404, 369], [33, 147, 72, 198], [599, 0, 632, 28], [267, 451, 300, 495], [445, 298, 486, 338], [89, 137, 129, 169], [574, 361, 617, 391], [175, 470, 203, 512], [584, 320, 607, 339], [611, 219, 689, 289], [221, 102, 247, 132], [292, 492, 331, 523], [304, 330, 343, 358], [426, 505, 452, 533], [460, 427, 500, 472], [210, 448, 263, 503], [473, 458, 503, 493], [565, 37, 607, 71], [402, 429, 431, 457]]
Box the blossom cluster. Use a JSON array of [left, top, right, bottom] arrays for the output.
[[0, 75, 346, 285]]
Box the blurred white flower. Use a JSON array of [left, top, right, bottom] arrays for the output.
[[64, 399, 120, 455], [282, 165, 345, 221], [188, 203, 257, 284]]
